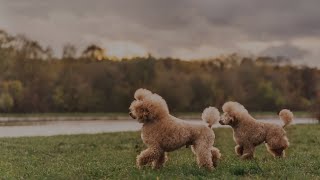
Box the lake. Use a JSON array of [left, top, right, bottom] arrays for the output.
[[0, 118, 317, 137]]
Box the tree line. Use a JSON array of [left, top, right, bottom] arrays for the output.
[[0, 30, 319, 115]]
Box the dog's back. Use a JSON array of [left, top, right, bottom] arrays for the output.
[[141, 115, 214, 152]]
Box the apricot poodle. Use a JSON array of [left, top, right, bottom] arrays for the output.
[[129, 88, 221, 170], [219, 101, 293, 159]]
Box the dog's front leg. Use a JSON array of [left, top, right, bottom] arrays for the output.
[[235, 145, 244, 156], [152, 152, 168, 169], [241, 145, 255, 160], [136, 147, 163, 169]]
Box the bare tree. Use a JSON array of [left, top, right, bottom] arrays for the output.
[[62, 44, 77, 59]]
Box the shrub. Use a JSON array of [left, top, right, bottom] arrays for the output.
[[0, 93, 14, 112]]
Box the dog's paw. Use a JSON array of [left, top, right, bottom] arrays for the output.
[[241, 153, 254, 160], [136, 163, 143, 170]]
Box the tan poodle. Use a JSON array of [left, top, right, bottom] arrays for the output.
[[129, 88, 221, 170], [219, 101, 293, 160]]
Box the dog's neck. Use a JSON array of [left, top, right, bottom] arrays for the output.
[[142, 113, 170, 125], [230, 118, 240, 128]]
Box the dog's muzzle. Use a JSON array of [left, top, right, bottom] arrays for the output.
[[129, 112, 136, 119]]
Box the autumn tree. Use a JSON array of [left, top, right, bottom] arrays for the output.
[[0, 29, 319, 113], [82, 44, 106, 60]]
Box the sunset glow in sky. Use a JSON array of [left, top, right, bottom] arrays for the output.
[[0, 0, 319, 66]]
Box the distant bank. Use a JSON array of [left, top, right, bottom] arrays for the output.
[[0, 111, 313, 124]]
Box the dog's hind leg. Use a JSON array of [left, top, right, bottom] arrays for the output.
[[271, 148, 285, 157], [136, 147, 163, 169], [265, 144, 286, 158], [152, 152, 168, 169], [235, 145, 244, 156], [193, 143, 213, 170]]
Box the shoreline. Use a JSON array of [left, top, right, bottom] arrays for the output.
[[0, 111, 313, 124], [0, 118, 317, 138]]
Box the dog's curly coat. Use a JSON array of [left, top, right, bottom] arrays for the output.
[[219, 101, 294, 159], [129, 88, 221, 170]]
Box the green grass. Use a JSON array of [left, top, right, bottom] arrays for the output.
[[0, 125, 319, 179]]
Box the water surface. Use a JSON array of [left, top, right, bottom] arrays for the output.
[[0, 118, 317, 137]]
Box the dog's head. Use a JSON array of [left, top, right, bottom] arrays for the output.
[[219, 101, 248, 127], [129, 89, 169, 123], [129, 100, 152, 123], [219, 112, 236, 126]]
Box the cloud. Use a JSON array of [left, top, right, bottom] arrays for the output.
[[260, 43, 309, 59], [0, 0, 319, 66]]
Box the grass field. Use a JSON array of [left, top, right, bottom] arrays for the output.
[[0, 125, 319, 179]]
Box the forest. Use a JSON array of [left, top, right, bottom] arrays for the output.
[[0, 29, 319, 114]]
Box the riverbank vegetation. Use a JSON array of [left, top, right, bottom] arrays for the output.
[[0, 30, 319, 115]]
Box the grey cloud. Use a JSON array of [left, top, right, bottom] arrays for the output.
[[0, 0, 319, 66], [260, 43, 309, 60], [3, 0, 320, 38]]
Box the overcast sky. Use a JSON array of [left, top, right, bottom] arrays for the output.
[[0, 0, 319, 66]]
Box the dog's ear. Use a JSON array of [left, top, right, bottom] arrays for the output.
[[229, 116, 234, 124], [228, 115, 239, 126]]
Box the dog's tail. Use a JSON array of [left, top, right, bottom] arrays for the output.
[[202, 107, 220, 128], [279, 109, 294, 128]]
